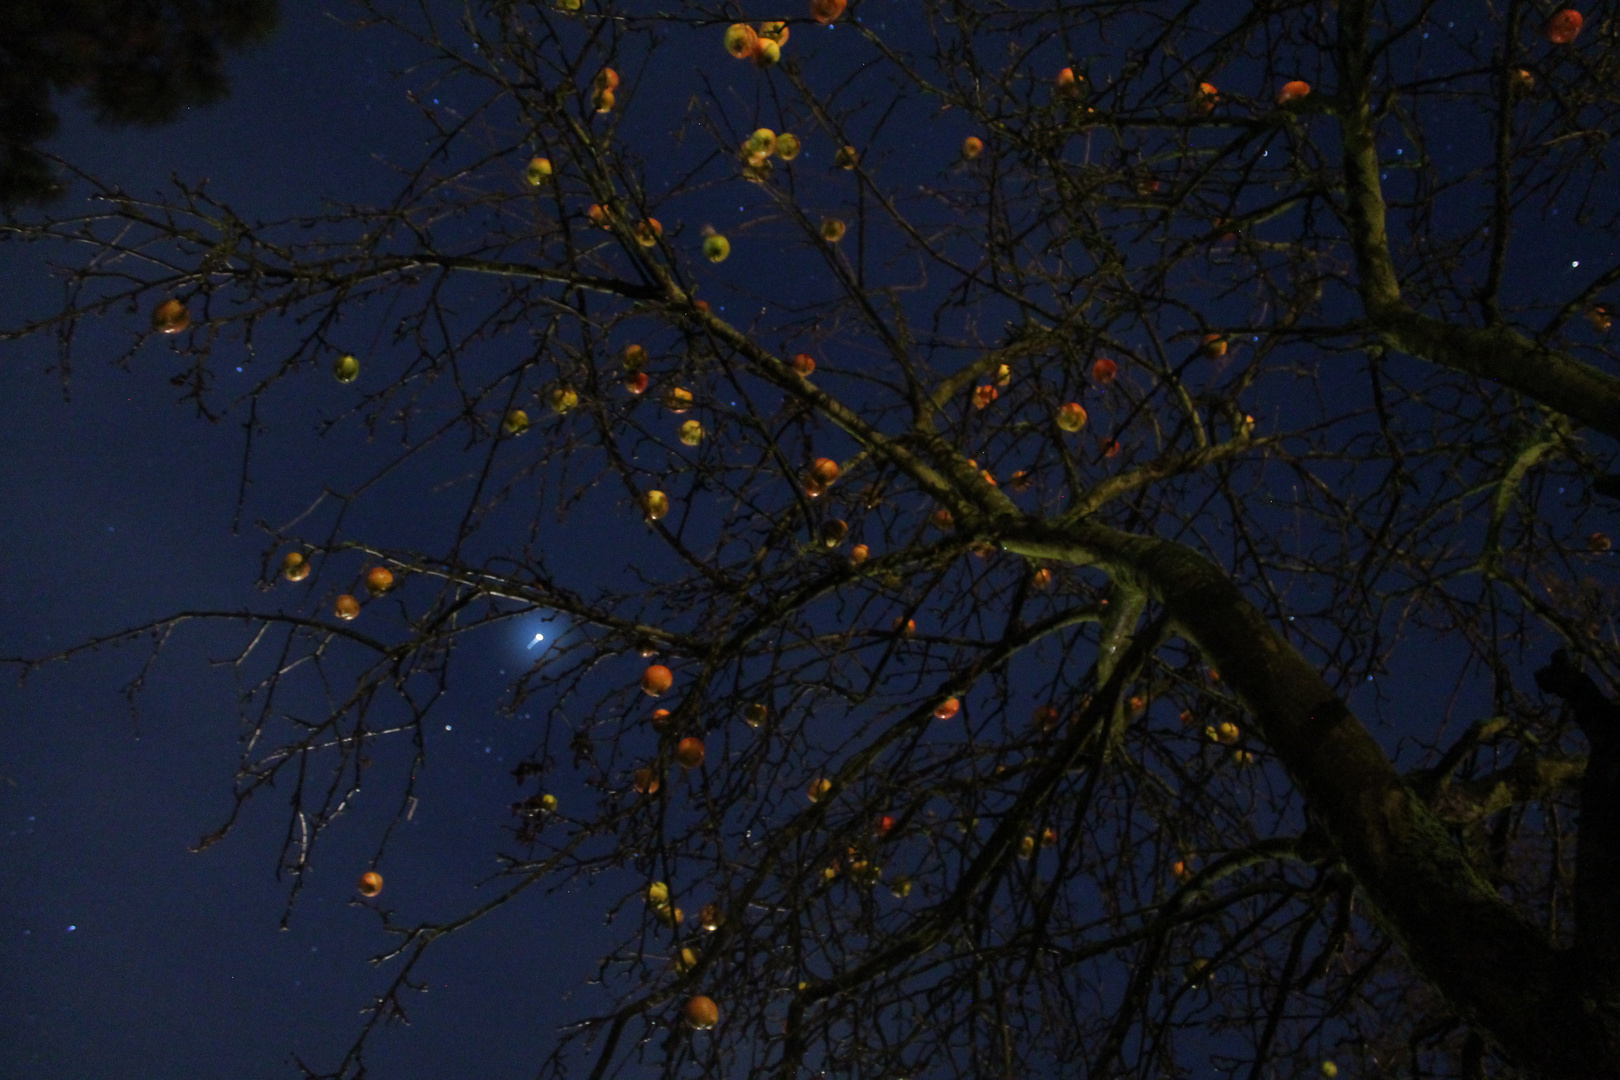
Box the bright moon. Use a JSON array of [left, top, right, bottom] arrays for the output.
[[528, 633, 545, 649]]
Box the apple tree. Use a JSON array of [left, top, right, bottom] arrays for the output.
[[5, 1, 1620, 1078]]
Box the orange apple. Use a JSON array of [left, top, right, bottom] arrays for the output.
[[685, 995, 720, 1029], [366, 566, 394, 595], [642, 664, 674, 696], [751, 38, 781, 67], [676, 736, 705, 768], [810, 457, 840, 484], [1276, 80, 1311, 105], [724, 23, 758, 58], [810, 0, 846, 23], [151, 298, 191, 334]]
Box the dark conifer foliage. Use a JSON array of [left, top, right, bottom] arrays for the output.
[[0, 0, 279, 204]]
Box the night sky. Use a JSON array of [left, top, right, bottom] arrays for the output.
[[2, 2, 1616, 1079], [0, 7, 598, 1077]]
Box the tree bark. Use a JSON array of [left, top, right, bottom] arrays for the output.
[[1002, 520, 1620, 1080], [1536, 653, 1620, 985], [1333, 0, 1620, 445]]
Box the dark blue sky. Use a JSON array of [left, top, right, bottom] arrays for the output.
[[0, 7, 600, 1077]]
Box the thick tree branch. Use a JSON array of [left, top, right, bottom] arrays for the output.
[[1334, 3, 1620, 445], [1404, 718, 1587, 828], [1406, 717, 1512, 806], [1421, 751, 1587, 827], [1002, 519, 1620, 1079], [1371, 311, 1620, 444], [1536, 651, 1620, 978]]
